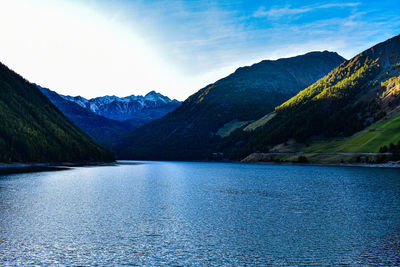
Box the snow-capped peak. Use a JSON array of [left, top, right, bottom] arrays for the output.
[[144, 91, 169, 103], [50, 90, 181, 121]]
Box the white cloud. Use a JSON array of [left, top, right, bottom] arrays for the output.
[[254, 2, 360, 19]]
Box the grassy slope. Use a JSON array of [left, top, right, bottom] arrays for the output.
[[244, 112, 276, 131], [306, 112, 400, 153], [216, 120, 251, 137], [242, 112, 400, 164]]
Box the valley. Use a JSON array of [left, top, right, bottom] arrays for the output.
[[2, 2, 400, 266], [114, 51, 345, 160], [39, 87, 181, 148], [1, 35, 400, 167]]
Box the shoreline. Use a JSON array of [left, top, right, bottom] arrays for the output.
[[116, 159, 400, 169], [0, 161, 116, 175], [241, 160, 400, 169], [1, 159, 399, 175], [240, 152, 400, 169], [144, 158, 400, 169]]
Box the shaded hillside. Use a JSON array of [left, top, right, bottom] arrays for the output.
[[116, 51, 345, 160], [39, 87, 139, 148], [226, 34, 400, 159], [0, 62, 114, 163]]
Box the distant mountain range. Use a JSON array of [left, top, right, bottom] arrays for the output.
[[39, 88, 181, 148], [114, 51, 346, 160], [0, 62, 114, 163], [59, 91, 181, 122]]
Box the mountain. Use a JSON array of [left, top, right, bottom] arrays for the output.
[[38, 87, 136, 147], [60, 91, 181, 122], [115, 51, 346, 160], [226, 34, 400, 160], [0, 62, 114, 163], [39, 88, 181, 148]]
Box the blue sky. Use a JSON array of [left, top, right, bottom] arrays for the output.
[[0, 0, 399, 100]]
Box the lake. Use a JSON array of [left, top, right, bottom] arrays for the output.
[[1, 161, 400, 265]]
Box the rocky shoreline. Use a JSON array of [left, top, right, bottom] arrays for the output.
[[241, 152, 400, 168]]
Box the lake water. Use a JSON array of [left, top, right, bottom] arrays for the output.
[[1, 161, 400, 265]]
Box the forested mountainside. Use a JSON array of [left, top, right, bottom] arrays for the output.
[[0, 62, 114, 163], [222, 34, 400, 160], [115, 51, 345, 160]]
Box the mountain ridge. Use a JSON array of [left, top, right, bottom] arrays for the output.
[[223, 34, 400, 160], [38, 87, 136, 148], [115, 50, 346, 160], [58, 90, 181, 121], [39, 88, 182, 149]]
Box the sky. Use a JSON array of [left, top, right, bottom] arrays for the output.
[[0, 0, 399, 100]]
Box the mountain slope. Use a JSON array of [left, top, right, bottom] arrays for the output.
[[228, 34, 400, 159], [116, 51, 345, 160], [0, 62, 114, 163], [39, 87, 139, 148], [304, 111, 400, 154], [39, 88, 181, 148]]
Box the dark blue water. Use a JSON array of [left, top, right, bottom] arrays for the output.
[[1, 162, 400, 265]]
